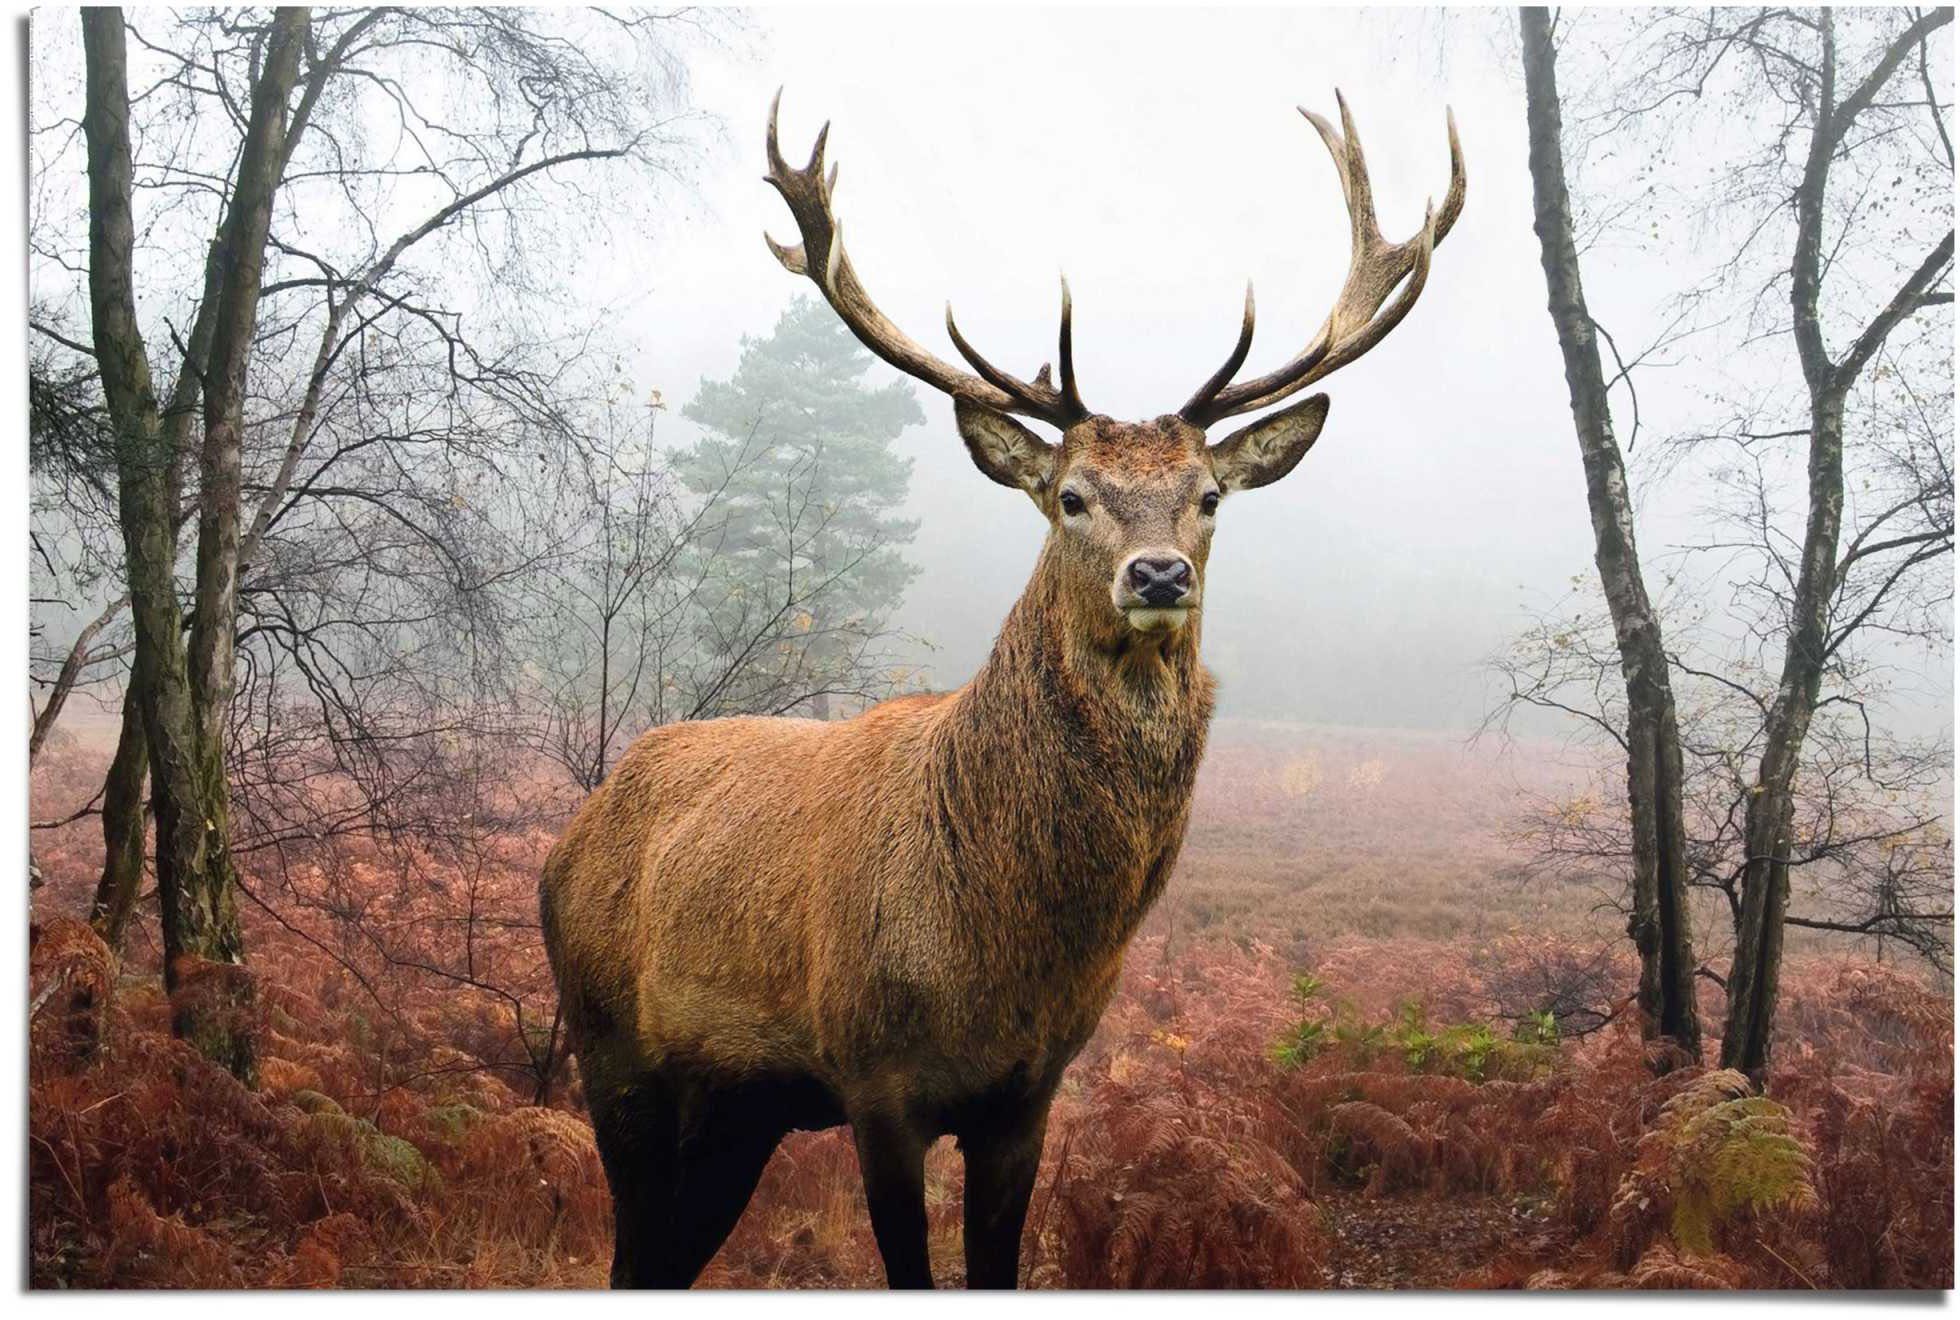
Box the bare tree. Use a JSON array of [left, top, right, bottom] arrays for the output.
[[1497, 583, 1953, 975], [527, 397, 727, 792], [1495, 5, 1952, 1083], [525, 391, 922, 792], [1637, 7, 1952, 1081], [54, 6, 712, 1074], [81, 6, 308, 1077], [1518, 5, 1700, 1066]]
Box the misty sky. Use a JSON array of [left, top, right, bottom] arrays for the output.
[[571, 5, 1947, 738], [28, 5, 1952, 743]]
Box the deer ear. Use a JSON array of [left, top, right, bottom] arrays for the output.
[[1208, 394, 1331, 492], [955, 399, 1056, 500]]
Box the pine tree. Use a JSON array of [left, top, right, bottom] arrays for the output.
[[676, 297, 923, 718]]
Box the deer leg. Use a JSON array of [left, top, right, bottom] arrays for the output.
[[661, 1083, 788, 1285], [959, 1097, 1050, 1289], [850, 1109, 933, 1288], [587, 1071, 681, 1289]]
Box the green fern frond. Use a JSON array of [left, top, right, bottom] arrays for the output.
[[1643, 1069, 1816, 1256]]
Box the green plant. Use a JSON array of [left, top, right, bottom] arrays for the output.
[[1441, 1023, 1500, 1082], [1333, 1016, 1387, 1063], [1271, 973, 1331, 1069], [1271, 1019, 1328, 1070], [1391, 1001, 1439, 1070], [1622, 1069, 1816, 1258], [1514, 1009, 1559, 1047]]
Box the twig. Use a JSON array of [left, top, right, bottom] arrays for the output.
[[1021, 1123, 1077, 1288], [1757, 1237, 1819, 1289]]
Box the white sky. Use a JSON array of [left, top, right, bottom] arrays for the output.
[[595, 5, 1947, 736], [574, 6, 1587, 732], [23, 3, 1953, 740]]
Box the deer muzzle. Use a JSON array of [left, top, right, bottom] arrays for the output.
[[1116, 554, 1197, 631]]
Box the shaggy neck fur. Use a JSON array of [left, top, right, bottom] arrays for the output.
[[928, 540, 1216, 973]]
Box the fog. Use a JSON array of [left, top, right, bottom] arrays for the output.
[[542, 4, 1936, 739], [30, 5, 1952, 741]]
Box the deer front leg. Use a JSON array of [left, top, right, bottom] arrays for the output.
[[959, 1097, 1051, 1289], [851, 1109, 933, 1288]]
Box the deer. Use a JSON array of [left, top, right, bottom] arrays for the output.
[[540, 89, 1464, 1289]]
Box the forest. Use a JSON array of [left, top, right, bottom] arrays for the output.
[[24, 4, 1954, 1291]]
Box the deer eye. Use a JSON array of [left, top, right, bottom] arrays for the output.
[[1200, 490, 1221, 516], [1058, 489, 1086, 517]]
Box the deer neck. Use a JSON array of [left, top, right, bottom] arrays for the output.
[[931, 543, 1215, 958]]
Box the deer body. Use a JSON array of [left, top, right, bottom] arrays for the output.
[[545, 535, 1212, 1134], [542, 92, 1463, 1288]]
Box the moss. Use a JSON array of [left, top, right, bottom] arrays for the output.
[[288, 1089, 343, 1116], [306, 1111, 440, 1193], [182, 1018, 257, 1088], [425, 1102, 485, 1143], [362, 1128, 440, 1193]]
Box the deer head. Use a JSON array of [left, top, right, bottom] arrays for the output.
[[764, 91, 1465, 641]]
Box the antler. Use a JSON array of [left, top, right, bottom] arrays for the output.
[[764, 90, 1090, 428], [1180, 92, 1466, 429]]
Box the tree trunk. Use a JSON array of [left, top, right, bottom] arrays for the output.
[[88, 687, 149, 947], [29, 593, 127, 763], [1722, 386, 1845, 1083], [1716, 7, 1951, 1084], [1520, 5, 1701, 1066], [1717, 3, 1831, 1084], [84, 181, 228, 956], [191, 8, 309, 759], [81, 7, 310, 1081]]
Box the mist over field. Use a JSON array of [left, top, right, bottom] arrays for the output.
[[26, 4, 1953, 1294], [612, 6, 1954, 736], [33, 7, 1950, 736]]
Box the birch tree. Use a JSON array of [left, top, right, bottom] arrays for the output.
[[1518, 4, 1701, 1066], [59, 6, 706, 1074], [82, 6, 307, 1077], [1642, 6, 1955, 1082], [1499, 5, 1952, 1083]]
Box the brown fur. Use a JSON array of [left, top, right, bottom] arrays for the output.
[[541, 413, 1257, 1287], [636, 88, 1459, 1288]]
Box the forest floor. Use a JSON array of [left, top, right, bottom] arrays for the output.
[[26, 722, 1955, 1290], [1319, 1193, 1556, 1289]]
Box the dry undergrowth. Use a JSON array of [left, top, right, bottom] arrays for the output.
[[27, 737, 1952, 1290]]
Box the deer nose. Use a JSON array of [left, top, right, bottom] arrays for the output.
[[1127, 556, 1193, 607]]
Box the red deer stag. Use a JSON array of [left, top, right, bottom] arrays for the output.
[[542, 90, 1465, 1288]]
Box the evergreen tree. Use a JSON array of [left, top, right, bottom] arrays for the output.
[[675, 297, 923, 717]]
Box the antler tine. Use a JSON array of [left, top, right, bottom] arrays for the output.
[[763, 90, 1090, 429], [1307, 200, 1438, 383], [1179, 93, 1465, 428], [1310, 90, 1373, 250], [1178, 283, 1257, 421], [765, 86, 789, 175], [947, 303, 1044, 401], [807, 119, 830, 176], [1058, 275, 1085, 419], [1436, 107, 1466, 245]]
